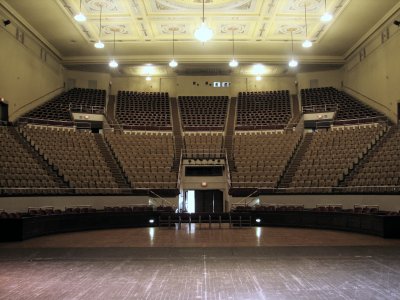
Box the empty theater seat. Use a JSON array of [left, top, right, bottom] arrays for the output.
[[115, 91, 171, 130], [105, 131, 177, 189], [0, 126, 60, 195], [230, 131, 301, 189], [288, 124, 386, 193], [183, 132, 224, 159], [20, 126, 119, 194], [178, 96, 228, 131], [301, 87, 385, 124], [236, 90, 292, 130], [21, 88, 106, 123]]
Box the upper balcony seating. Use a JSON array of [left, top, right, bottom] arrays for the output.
[[22, 88, 106, 124], [301, 87, 384, 124], [236, 90, 292, 130], [178, 96, 228, 131], [115, 91, 171, 130]]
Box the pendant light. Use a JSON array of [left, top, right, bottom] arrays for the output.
[[288, 30, 298, 68], [169, 28, 178, 68], [74, 0, 86, 22], [94, 5, 104, 49], [194, 0, 213, 43], [320, 0, 333, 22], [109, 30, 118, 68], [228, 28, 239, 68], [302, 3, 312, 48]]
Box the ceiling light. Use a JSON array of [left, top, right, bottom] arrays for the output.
[[288, 30, 298, 68], [302, 39, 312, 48], [288, 59, 298, 68], [146, 76, 152, 81], [321, 12, 333, 22], [169, 28, 178, 68], [94, 5, 104, 49], [320, 0, 333, 22], [109, 59, 118, 68], [229, 59, 239, 68], [169, 59, 178, 68], [194, 0, 213, 43], [228, 28, 239, 68], [94, 41, 104, 49], [74, 0, 86, 22], [252, 64, 265, 75], [195, 22, 213, 43], [109, 30, 118, 68], [302, 3, 313, 48], [256, 76, 262, 81]]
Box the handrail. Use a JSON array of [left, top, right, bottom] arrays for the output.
[[231, 189, 259, 207], [343, 85, 396, 119], [176, 151, 183, 189], [224, 149, 232, 188], [10, 86, 64, 119], [149, 190, 176, 208]]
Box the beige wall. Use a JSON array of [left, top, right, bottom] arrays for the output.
[[0, 27, 64, 121], [64, 70, 111, 92], [343, 24, 400, 122], [108, 75, 297, 97], [296, 69, 343, 92]]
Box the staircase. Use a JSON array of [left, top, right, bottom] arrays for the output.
[[278, 133, 313, 188], [106, 95, 123, 131], [11, 127, 69, 188], [170, 97, 183, 172], [286, 95, 301, 130], [224, 97, 237, 171], [339, 125, 396, 186], [93, 133, 131, 191]]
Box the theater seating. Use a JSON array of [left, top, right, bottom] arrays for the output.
[[347, 126, 400, 192], [0, 126, 60, 195], [21, 88, 106, 123], [105, 131, 177, 189], [236, 90, 292, 130], [115, 91, 171, 130], [20, 126, 119, 194], [183, 132, 224, 159], [178, 96, 228, 131], [288, 124, 386, 193], [230, 131, 301, 188], [301, 87, 384, 123]]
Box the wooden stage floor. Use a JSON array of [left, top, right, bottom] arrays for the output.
[[1, 226, 400, 299]]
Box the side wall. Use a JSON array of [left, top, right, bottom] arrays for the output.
[[0, 25, 64, 121], [343, 21, 400, 122]]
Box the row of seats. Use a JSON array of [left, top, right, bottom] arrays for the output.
[[116, 91, 171, 130], [178, 96, 228, 130], [236, 90, 292, 130], [105, 131, 178, 189], [23, 88, 106, 122], [231, 131, 301, 188], [301, 87, 384, 122]]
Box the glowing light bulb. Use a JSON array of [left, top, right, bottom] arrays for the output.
[[94, 41, 104, 49], [288, 59, 298, 68], [194, 22, 213, 43], [256, 76, 262, 81], [169, 59, 178, 68], [109, 59, 118, 68], [229, 59, 239, 68], [302, 39, 312, 48], [321, 12, 333, 22]]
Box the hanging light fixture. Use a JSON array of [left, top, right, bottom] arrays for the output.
[[194, 0, 213, 43], [94, 5, 104, 49], [109, 30, 118, 68], [169, 28, 178, 68], [74, 0, 86, 22], [302, 3, 313, 48], [288, 30, 298, 68], [228, 28, 239, 68], [320, 0, 333, 22]]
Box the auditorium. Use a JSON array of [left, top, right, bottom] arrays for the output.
[[1, 0, 400, 299]]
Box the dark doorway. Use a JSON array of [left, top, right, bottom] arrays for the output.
[[0, 101, 8, 124], [398, 102, 400, 121], [195, 190, 223, 213]]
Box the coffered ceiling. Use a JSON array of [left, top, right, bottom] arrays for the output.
[[1, 0, 400, 73]]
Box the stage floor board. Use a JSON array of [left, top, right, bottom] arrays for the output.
[[1, 226, 400, 300]]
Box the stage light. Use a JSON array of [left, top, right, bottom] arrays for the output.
[[149, 219, 154, 224], [255, 218, 261, 223]]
